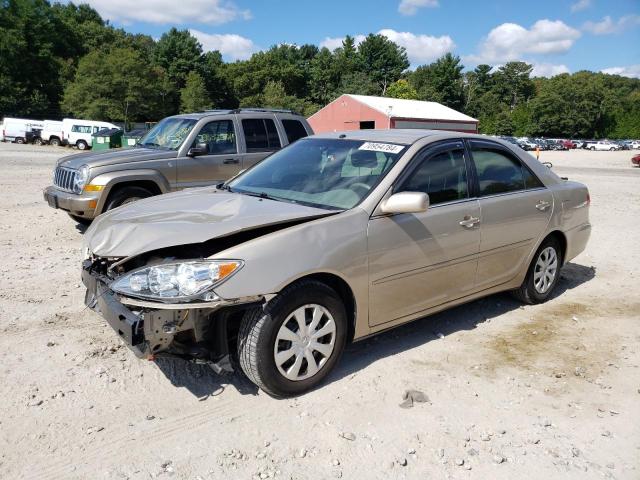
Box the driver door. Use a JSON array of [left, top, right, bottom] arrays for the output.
[[177, 119, 242, 189], [367, 141, 481, 327]]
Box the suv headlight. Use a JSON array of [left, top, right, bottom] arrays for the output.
[[111, 260, 243, 301], [73, 165, 89, 194]]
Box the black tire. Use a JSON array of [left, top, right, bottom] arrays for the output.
[[590, 146, 595, 151], [15, 137, 24, 144], [68, 213, 92, 226], [33, 137, 43, 146], [104, 186, 152, 211], [76, 140, 88, 150], [237, 280, 348, 398], [512, 236, 562, 304], [49, 137, 61, 147]]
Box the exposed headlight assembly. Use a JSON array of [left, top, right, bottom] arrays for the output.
[[111, 260, 243, 301], [73, 164, 90, 194]]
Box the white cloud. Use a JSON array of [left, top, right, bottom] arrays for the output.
[[319, 35, 366, 51], [82, 0, 251, 25], [379, 29, 455, 64], [320, 30, 455, 65], [531, 63, 570, 77], [583, 14, 640, 35], [570, 0, 591, 13], [398, 0, 439, 16], [601, 64, 640, 78], [467, 19, 581, 64], [190, 29, 257, 61]]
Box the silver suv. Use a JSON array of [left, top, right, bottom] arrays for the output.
[[43, 109, 312, 223]]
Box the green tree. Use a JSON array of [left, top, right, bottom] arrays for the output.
[[410, 53, 464, 110], [386, 79, 419, 99], [62, 47, 162, 123], [153, 28, 203, 89], [180, 71, 212, 113], [492, 62, 535, 110], [356, 34, 409, 94]]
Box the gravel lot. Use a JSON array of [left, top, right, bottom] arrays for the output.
[[0, 142, 638, 479]]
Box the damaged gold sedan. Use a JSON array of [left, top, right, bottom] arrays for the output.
[[82, 130, 591, 397]]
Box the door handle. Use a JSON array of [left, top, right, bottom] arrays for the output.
[[223, 158, 240, 165], [459, 215, 480, 228], [536, 200, 551, 211]]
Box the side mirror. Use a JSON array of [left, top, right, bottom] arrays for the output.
[[187, 143, 208, 157], [380, 192, 429, 214]]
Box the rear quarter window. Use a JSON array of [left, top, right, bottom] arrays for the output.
[[281, 119, 308, 144]]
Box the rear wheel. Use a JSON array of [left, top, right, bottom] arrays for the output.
[[237, 280, 347, 397], [512, 236, 562, 304], [33, 137, 43, 146], [49, 137, 61, 147], [76, 140, 88, 150], [104, 186, 152, 212], [590, 146, 595, 151], [15, 137, 24, 144]]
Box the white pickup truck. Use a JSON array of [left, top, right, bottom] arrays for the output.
[[589, 141, 621, 151]]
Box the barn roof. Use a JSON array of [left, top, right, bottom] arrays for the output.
[[346, 94, 478, 123]]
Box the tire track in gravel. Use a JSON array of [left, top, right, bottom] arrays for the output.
[[23, 396, 267, 479]]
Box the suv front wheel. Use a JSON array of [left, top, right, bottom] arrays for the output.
[[105, 186, 152, 211], [237, 280, 347, 397]]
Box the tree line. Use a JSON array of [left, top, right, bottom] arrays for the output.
[[2, 0, 639, 138]]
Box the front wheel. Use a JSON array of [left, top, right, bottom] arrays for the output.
[[590, 146, 595, 151], [104, 186, 152, 211], [512, 237, 562, 304], [15, 137, 25, 144], [237, 280, 347, 397], [49, 137, 61, 147]]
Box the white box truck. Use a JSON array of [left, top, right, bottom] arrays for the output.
[[2, 118, 45, 143], [61, 118, 119, 150]]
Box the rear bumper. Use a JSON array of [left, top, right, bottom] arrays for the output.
[[564, 222, 591, 264], [43, 185, 100, 219]]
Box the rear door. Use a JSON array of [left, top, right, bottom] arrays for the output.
[[468, 140, 553, 289], [239, 116, 283, 170], [177, 118, 242, 188], [368, 141, 481, 326]]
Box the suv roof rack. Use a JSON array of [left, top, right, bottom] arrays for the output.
[[198, 107, 303, 116], [229, 107, 299, 114]]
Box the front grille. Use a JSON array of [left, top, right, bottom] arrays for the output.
[[54, 167, 78, 192]]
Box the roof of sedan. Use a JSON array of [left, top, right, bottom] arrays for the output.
[[312, 129, 470, 144]]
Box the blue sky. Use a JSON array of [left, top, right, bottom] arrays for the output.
[[70, 0, 640, 77]]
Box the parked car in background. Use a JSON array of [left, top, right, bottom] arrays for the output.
[[62, 118, 119, 150], [632, 153, 640, 167], [41, 120, 64, 146], [562, 139, 577, 149], [44, 108, 313, 224], [615, 141, 630, 150], [590, 141, 621, 151], [630, 140, 640, 150], [517, 139, 538, 151], [79, 129, 591, 397], [1, 118, 44, 143]]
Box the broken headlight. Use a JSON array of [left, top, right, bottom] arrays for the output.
[[111, 260, 243, 301]]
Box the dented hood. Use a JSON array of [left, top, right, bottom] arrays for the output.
[[84, 187, 331, 257]]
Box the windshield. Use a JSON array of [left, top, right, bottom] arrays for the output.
[[228, 138, 407, 210], [138, 117, 197, 150]]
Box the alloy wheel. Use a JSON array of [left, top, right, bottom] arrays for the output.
[[273, 304, 336, 381], [533, 246, 558, 294]]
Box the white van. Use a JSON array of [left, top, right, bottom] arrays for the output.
[[2, 118, 45, 143], [40, 120, 64, 146], [62, 118, 119, 150]]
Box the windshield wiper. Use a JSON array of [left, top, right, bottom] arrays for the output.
[[237, 190, 286, 202]]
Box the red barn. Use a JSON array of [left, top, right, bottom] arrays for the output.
[[308, 94, 478, 134]]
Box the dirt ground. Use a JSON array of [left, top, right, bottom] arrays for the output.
[[0, 143, 638, 480]]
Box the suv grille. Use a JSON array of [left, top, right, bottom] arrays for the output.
[[54, 167, 77, 192]]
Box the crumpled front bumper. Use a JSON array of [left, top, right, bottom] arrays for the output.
[[81, 260, 262, 359]]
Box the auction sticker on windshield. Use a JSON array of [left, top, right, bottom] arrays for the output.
[[358, 142, 404, 154]]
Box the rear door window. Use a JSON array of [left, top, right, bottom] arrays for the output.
[[282, 119, 308, 143], [471, 146, 525, 196], [242, 118, 282, 152]]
